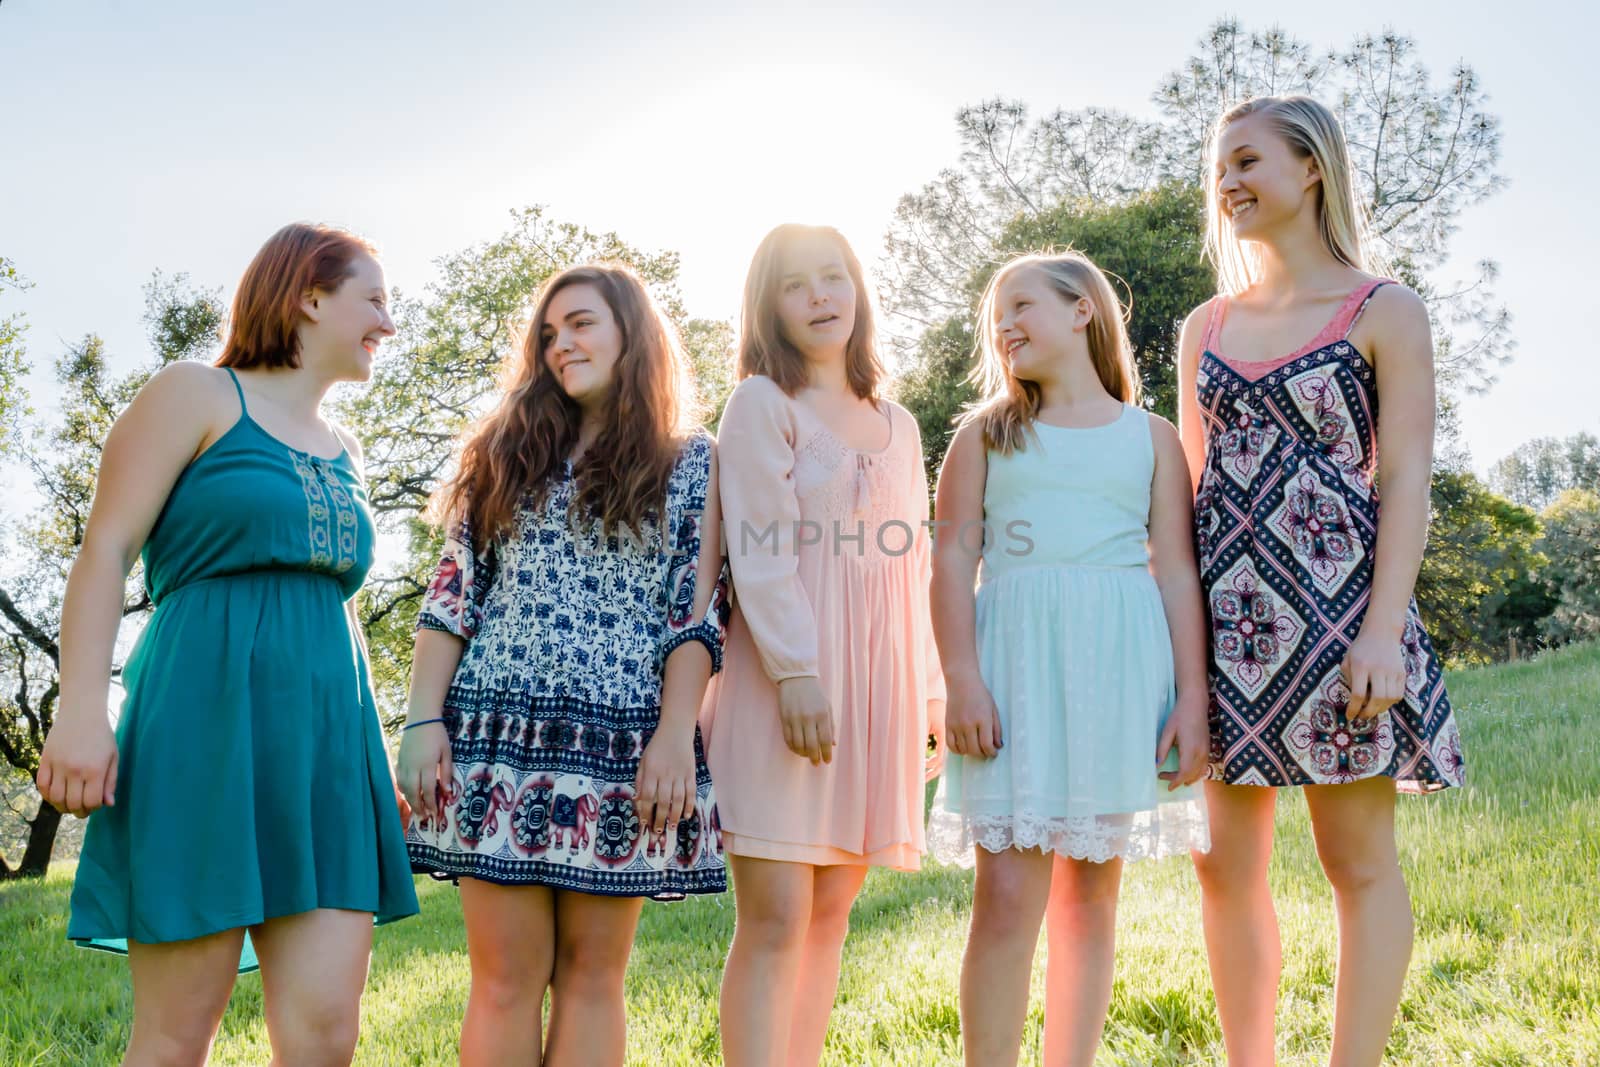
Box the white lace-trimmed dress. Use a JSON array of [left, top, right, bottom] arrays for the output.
[[404, 432, 731, 898], [928, 406, 1211, 865]]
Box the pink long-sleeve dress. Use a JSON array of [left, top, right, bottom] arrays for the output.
[[701, 375, 944, 870]]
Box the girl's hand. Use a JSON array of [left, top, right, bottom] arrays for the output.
[[35, 712, 119, 818], [945, 672, 1003, 760], [925, 730, 946, 782], [778, 676, 834, 765], [397, 721, 455, 824], [635, 728, 698, 833], [1342, 627, 1406, 720], [1157, 691, 1210, 790]]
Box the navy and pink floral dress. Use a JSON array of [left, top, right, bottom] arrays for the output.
[[405, 432, 731, 897], [1193, 280, 1464, 791]]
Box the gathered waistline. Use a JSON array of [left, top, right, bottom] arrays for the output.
[[153, 568, 346, 608], [982, 560, 1149, 580]]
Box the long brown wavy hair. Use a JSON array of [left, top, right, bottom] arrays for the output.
[[434, 263, 696, 545], [963, 250, 1139, 454], [737, 223, 885, 399]]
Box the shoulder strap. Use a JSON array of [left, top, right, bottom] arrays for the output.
[[222, 366, 248, 416], [1201, 295, 1228, 352], [1341, 280, 1395, 340]]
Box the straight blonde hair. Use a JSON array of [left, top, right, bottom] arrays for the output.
[[1204, 95, 1379, 295], [963, 250, 1139, 455]]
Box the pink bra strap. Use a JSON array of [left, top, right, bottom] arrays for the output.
[[1341, 279, 1395, 340]]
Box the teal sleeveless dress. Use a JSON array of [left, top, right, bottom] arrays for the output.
[[68, 368, 418, 972]]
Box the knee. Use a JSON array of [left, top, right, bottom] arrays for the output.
[[971, 868, 1047, 941], [553, 934, 633, 997], [1191, 845, 1268, 898], [1053, 864, 1121, 918], [126, 1027, 215, 1067], [471, 951, 553, 1013], [734, 900, 810, 955], [271, 1000, 360, 1066], [807, 896, 854, 947], [1317, 848, 1402, 897]]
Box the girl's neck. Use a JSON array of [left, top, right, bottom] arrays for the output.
[[803, 349, 851, 396], [1032, 349, 1114, 412], [573, 408, 605, 460], [238, 364, 335, 420], [1249, 219, 1352, 301]]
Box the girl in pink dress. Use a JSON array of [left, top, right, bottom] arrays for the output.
[[703, 224, 945, 1067]]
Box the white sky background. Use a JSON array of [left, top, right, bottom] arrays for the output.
[[2, 0, 1596, 483]]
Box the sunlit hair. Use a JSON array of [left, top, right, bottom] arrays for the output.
[[738, 223, 885, 399], [217, 222, 378, 370], [1204, 95, 1378, 295], [962, 250, 1139, 455], [433, 263, 696, 545]]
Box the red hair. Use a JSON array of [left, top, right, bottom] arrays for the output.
[[217, 222, 378, 369]]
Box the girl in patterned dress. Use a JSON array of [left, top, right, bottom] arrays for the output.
[[1177, 96, 1465, 1067], [929, 251, 1211, 1067], [397, 264, 730, 1065], [705, 224, 945, 1067]]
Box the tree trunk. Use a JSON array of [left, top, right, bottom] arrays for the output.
[[9, 801, 62, 879]]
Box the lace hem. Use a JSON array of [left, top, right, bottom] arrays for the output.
[[926, 803, 1210, 867]]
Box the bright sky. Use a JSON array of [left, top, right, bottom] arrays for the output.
[[2, 0, 1595, 477]]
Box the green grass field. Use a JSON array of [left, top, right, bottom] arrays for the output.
[[4, 642, 1598, 1065]]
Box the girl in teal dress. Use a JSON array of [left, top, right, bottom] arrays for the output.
[[36, 223, 417, 1065]]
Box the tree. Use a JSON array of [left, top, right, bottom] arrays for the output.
[[0, 257, 29, 450], [1412, 470, 1549, 664], [0, 274, 223, 878], [1537, 489, 1600, 647], [1489, 433, 1600, 512], [892, 182, 1215, 473], [883, 19, 1511, 394]]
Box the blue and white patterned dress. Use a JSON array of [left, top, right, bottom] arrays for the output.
[[405, 432, 731, 897]]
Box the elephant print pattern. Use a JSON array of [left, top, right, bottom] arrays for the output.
[[405, 432, 731, 899]]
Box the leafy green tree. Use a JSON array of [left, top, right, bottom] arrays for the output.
[[1413, 470, 1549, 664], [1489, 433, 1600, 512], [883, 19, 1510, 394], [1537, 489, 1600, 647], [0, 257, 30, 450], [0, 274, 221, 878]]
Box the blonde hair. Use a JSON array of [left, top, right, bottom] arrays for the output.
[[963, 250, 1139, 455], [1204, 95, 1378, 295], [737, 224, 885, 400]]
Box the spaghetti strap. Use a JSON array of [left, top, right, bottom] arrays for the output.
[[1342, 279, 1395, 339], [1201, 295, 1228, 352], [222, 366, 249, 416]]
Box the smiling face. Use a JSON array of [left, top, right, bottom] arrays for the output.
[[773, 232, 858, 360], [990, 265, 1089, 384], [1214, 111, 1322, 241], [540, 281, 623, 409], [301, 252, 394, 381]]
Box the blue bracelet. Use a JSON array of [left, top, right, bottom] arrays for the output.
[[403, 717, 446, 731]]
